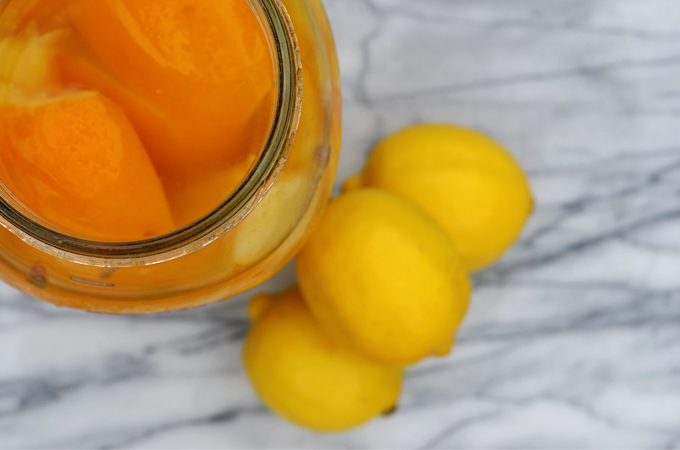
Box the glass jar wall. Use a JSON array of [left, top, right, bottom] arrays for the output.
[[0, 0, 341, 313]]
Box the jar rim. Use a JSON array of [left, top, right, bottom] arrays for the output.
[[0, 0, 303, 267]]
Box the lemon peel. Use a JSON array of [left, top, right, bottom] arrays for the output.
[[297, 189, 470, 367], [345, 124, 533, 271], [243, 286, 403, 432]]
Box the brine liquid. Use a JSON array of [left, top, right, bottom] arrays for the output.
[[0, 0, 276, 241]]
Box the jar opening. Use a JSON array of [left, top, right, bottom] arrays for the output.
[[0, 0, 302, 267]]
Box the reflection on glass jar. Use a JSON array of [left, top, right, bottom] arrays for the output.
[[0, 0, 341, 312]]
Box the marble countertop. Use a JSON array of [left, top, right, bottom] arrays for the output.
[[3, 0, 680, 448]]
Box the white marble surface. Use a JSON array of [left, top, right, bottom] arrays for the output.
[[2, 0, 680, 448]]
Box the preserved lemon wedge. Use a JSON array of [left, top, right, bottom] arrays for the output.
[[62, 0, 275, 177], [0, 91, 173, 241]]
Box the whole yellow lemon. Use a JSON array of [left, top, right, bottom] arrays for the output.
[[243, 286, 403, 432], [296, 189, 470, 367], [344, 124, 533, 271]]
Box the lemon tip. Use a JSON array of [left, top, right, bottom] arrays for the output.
[[341, 173, 363, 193]]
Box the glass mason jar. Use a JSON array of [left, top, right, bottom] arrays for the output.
[[0, 0, 341, 313]]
